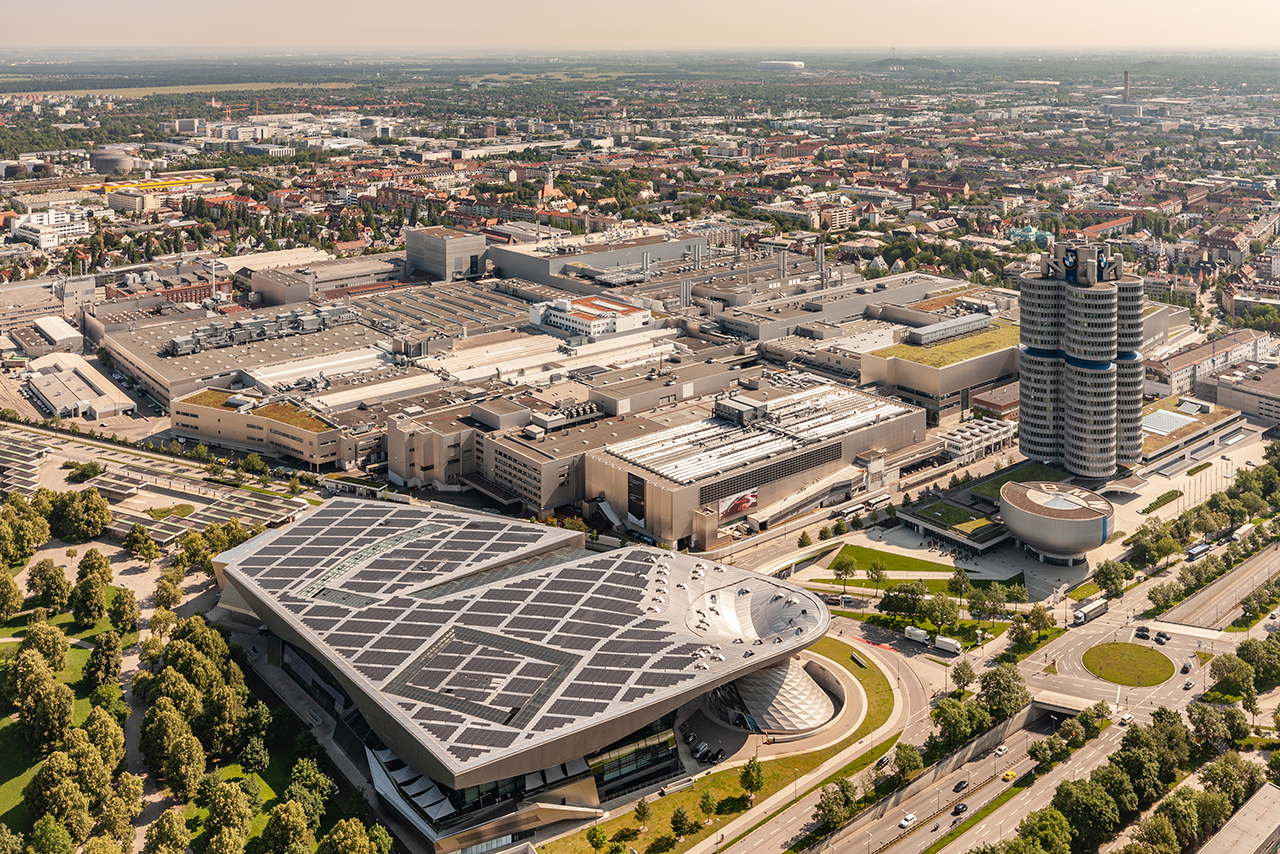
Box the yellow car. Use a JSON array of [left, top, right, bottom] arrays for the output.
[[1002, 770, 1017, 782]]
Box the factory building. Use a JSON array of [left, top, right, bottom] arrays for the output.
[[171, 388, 342, 469], [586, 379, 923, 549], [528, 295, 651, 339], [26, 353, 133, 419], [405, 226, 486, 281]]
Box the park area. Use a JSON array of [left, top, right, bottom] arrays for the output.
[[910, 501, 999, 537], [1082, 642, 1175, 687]]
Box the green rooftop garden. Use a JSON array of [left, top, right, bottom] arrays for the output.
[[869, 321, 1020, 368], [1141, 396, 1237, 456], [970, 461, 1072, 501]]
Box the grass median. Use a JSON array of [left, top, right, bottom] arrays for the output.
[[540, 636, 894, 854], [1082, 642, 1174, 687]]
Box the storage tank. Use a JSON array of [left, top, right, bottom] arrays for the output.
[[90, 149, 134, 176]]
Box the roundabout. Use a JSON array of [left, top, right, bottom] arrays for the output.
[[1081, 642, 1175, 687]]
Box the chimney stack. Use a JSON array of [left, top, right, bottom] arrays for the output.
[[1123, 71, 1130, 104]]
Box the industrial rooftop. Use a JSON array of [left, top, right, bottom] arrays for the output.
[[606, 382, 911, 484], [219, 499, 827, 788]]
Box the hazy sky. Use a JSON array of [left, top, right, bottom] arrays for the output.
[[6, 0, 1280, 50]]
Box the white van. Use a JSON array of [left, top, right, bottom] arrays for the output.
[[1119, 713, 1134, 725]]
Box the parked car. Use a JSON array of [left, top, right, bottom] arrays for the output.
[[712, 748, 726, 765], [683, 732, 698, 746], [899, 814, 918, 829]]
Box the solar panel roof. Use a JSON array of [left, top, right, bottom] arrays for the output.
[[220, 498, 828, 788]]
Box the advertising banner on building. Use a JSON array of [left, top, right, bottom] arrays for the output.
[[718, 488, 758, 520], [627, 472, 646, 527]]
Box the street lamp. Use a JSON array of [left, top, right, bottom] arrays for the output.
[[794, 768, 798, 802], [866, 830, 872, 854], [935, 787, 943, 813], [998, 821, 1005, 840]]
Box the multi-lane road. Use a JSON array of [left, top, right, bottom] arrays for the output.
[[731, 566, 1230, 854]]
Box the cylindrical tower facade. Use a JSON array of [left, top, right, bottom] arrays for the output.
[[1018, 243, 1145, 479]]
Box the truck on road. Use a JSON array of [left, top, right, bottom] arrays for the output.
[[934, 636, 962, 654], [1073, 599, 1109, 625], [905, 626, 930, 644]]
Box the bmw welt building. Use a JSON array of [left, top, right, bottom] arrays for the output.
[[214, 499, 832, 853]]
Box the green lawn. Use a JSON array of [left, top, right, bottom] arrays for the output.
[[0, 646, 93, 834], [971, 462, 1072, 501], [1082, 642, 1175, 687], [1069, 582, 1101, 601], [1000, 627, 1068, 664], [831, 544, 956, 574], [540, 636, 894, 854], [0, 587, 140, 648], [834, 610, 1009, 649], [1226, 594, 1280, 632], [915, 502, 984, 527]]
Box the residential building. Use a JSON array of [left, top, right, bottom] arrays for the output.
[[1145, 329, 1266, 396]]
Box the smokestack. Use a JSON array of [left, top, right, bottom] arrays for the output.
[[1123, 71, 1130, 104]]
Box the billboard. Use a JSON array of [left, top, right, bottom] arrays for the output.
[[718, 488, 759, 520], [627, 472, 646, 527]]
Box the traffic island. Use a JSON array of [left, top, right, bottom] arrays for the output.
[[1081, 642, 1174, 686]]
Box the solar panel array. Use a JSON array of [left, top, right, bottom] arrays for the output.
[[225, 498, 827, 780]]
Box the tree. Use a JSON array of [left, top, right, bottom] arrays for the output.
[[1094, 560, 1127, 598], [164, 732, 206, 800], [143, 808, 190, 854], [1091, 762, 1139, 818], [1187, 703, 1229, 753], [1209, 653, 1256, 698], [71, 575, 105, 630], [740, 756, 764, 801], [864, 559, 888, 599], [633, 795, 651, 831], [948, 567, 972, 606], [797, 531, 812, 548], [205, 779, 253, 840], [240, 736, 270, 776], [833, 519, 848, 536], [670, 807, 695, 838], [893, 742, 923, 782], [14, 650, 73, 752], [1029, 738, 1055, 768], [123, 524, 161, 567], [819, 526, 832, 541], [698, 789, 717, 824], [241, 453, 268, 475], [932, 697, 974, 748], [1058, 717, 1086, 749], [878, 579, 928, 618], [284, 758, 332, 830], [951, 658, 976, 692], [1028, 603, 1055, 640], [152, 579, 182, 611], [25, 816, 72, 854], [812, 778, 859, 830], [21, 620, 69, 672], [830, 551, 857, 595], [1008, 615, 1035, 649], [108, 587, 139, 634], [263, 800, 315, 854], [84, 631, 122, 691], [1052, 779, 1120, 851], [0, 828, 20, 854], [0, 572, 22, 621], [1017, 807, 1072, 854], [83, 706, 126, 770], [76, 549, 111, 586], [586, 825, 608, 851], [922, 594, 960, 634], [149, 607, 177, 639], [978, 663, 1030, 722], [26, 559, 70, 612]]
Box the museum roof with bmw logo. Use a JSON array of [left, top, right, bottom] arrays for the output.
[[214, 498, 829, 789]]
